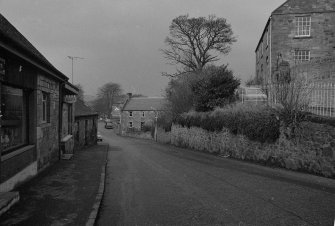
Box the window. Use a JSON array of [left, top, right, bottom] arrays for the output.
[[1, 85, 28, 154], [129, 111, 133, 117], [295, 16, 311, 37], [141, 121, 145, 130], [142, 111, 145, 117], [42, 92, 50, 123], [294, 50, 310, 61], [266, 30, 269, 47], [129, 121, 133, 128]]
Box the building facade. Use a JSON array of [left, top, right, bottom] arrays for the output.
[[0, 14, 77, 191], [120, 95, 166, 134], [255, 0, 335, 84], [74, 99, 98, 150]]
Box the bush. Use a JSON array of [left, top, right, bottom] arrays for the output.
[[175, 103, 280, 143], [142, 124, 152, 133], [192, 65, 240, 112]]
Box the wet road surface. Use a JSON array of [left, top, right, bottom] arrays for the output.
[[97, 124, 335, 226]]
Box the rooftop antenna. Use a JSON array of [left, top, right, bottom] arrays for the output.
[[67, 56, 84, 84]]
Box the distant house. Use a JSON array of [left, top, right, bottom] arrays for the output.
[[120, 94, 167, 134], [74, 99, 98, 150], [255, 0, 335, 84], [0, 13, 78, 192]]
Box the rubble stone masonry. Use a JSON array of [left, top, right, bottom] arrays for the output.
[[36, 75, 60, 170], [256, 0, 335, 83]]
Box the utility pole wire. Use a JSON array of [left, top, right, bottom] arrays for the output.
[[67, 56, 85, 84]]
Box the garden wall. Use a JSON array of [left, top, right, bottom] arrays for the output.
[[170, 123, 335, 178], [121, 131, 153, 140]]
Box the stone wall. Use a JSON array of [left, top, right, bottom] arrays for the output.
[[74, 116, 97, 150], [256, 2, 335, 83], [121, 110, 156, 132], [270, 11, 335, 79], [170, 122, 335, 178], [122, 131, 153, 140], [36, 75, 60, 170]]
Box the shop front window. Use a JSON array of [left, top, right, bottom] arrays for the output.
[[0, 85, 28, 154]]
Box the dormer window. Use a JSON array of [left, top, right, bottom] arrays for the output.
[[295, 16, 311, 37]]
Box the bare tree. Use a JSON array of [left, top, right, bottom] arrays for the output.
[[267, 62, 313, 138], [96, 83, 123, 117], [161, 14, 236, 77], [75, 84, 84, 101]]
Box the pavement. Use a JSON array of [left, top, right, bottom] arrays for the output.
[[0, 143, 108, 226], [97, 128, 335, 226]]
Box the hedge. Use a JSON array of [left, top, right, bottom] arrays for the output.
[[174, 103, 280, 143]]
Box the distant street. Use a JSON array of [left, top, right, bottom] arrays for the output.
[[97, 123, 335, 226]]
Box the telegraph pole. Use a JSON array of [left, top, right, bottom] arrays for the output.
[[67, 56, 84, 84]]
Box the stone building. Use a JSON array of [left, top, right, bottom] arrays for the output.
[[120, 94, 167, 134], [0, 13, 78, 192], [255, 0, 335, 84], [74, 99, 98, 150]]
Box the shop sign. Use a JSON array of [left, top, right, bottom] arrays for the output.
[[64, 95, 76, 104]]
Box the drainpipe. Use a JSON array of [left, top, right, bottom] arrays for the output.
[[269, 16, 272, 84]]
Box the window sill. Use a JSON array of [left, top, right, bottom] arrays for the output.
[[1, 145, 35, 162]]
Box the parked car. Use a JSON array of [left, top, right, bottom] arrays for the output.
[[239, 86, 267, 103], [97, 132, 103, 142], [104, 122, 114, 129]]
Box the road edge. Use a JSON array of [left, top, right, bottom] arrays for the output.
[[86, 144, 109, 226]]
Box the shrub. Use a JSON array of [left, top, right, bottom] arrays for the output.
[[142, 124, 152, 133], [192, 65, 240, 111], [174, 103, 280, 143]]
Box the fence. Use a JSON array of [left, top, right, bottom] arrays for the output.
[[267, 57, 335, 117], [266, 82, 335, 117], [308, 82, 335, 117]]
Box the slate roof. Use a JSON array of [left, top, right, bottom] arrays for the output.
[[272, 0, 335, 15], [0, 13, 68, 81], [75, 99, 98, 117], [122, 97, 167, 111]]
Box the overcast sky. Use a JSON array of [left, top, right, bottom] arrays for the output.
[[0, 0, 284, 97]]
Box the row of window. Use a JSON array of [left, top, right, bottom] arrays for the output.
[[128, 111, 148, 117], [128, 121, 145, 129], [256, 16, 312, 62]]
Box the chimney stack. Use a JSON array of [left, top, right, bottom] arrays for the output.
[[127, 93, 132, 99]]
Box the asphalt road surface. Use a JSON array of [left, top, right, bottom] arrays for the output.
[[97, 124, 335, 226]]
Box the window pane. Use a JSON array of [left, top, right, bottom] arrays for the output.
[[296, 16, 311, 37], [294, 50, 310, 61], [1, 85, 27, 153]]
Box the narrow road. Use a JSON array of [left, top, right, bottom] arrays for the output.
[[97, 124, 335, 226]]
